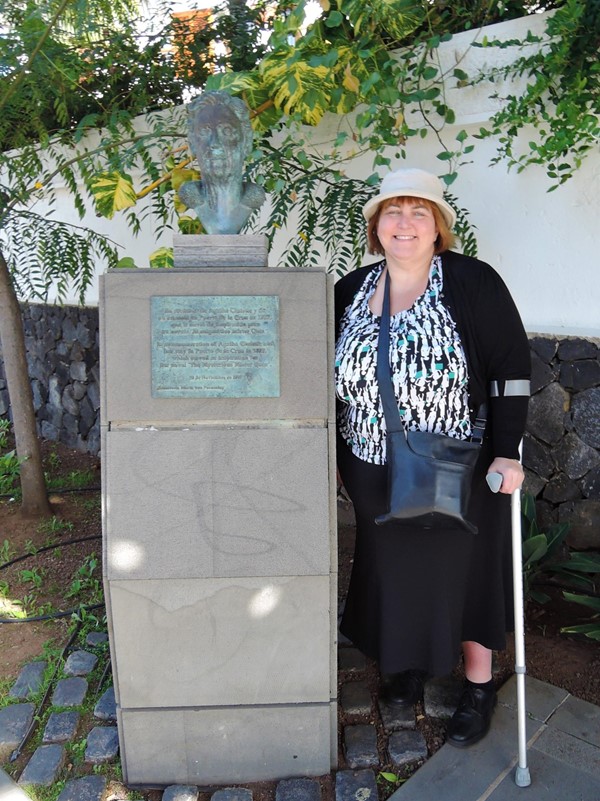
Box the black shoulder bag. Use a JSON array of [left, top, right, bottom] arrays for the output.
[[375, 270, 485, 534]]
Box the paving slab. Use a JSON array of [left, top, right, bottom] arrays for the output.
[[378, 700, 416, 732], [18, 744, 65, 786], [52, 677, 88, 707], [275, 777, 321, 801], [498, 674, 569, 723], [162, 786, 199, 801], [85, 632, 108, 648], [335, 769, 378, 801], [42, 711, 80, 744], [94, 687, 116, 721], [338, 648, 367, 673], [8, 662, 47, 700], [211, 790, 253, 801], [84, 727, 119, 764], [389, 675, 600, 801], [423, 675, 463, 719], [387, 730, 428, 767], [340, 682, 371, 716], [486, 747, 600, 800], [64, 651, 98, 677], [57, 775, 107, 801], [0, 703, 35, 763], [343, 724, 379, 768], [533, 726, 600, 781], [544, 693, 600, 746]]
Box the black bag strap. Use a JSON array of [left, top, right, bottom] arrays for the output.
[[376, 269, 404, 434], [376, 268, 486, 442]]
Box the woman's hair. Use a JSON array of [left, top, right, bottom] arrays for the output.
[[366, 196, 455, 255]]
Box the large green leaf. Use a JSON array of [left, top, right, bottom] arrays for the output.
[[343, 0, 426, 41], [522, 533, 548, 567], [260, 50, 333, 125], [90, 172, 137, 219], [561, 553, 600, 573], [560, 623, 600, 641], [563, 592, 600, 613]]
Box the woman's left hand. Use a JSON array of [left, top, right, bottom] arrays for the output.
[[487, 457, 524, 495]]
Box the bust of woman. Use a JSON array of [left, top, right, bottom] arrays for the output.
[[178, 92, 265, 235]]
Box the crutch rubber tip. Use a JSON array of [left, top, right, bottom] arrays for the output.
[[515, 766, 531, 787]]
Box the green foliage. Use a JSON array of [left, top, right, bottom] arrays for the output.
[[65, 553, 103, 605], [473, 0, 600, 188], [0, 539, 16, 564], [45, 468, 96, 491], [0, 0, 182, 152], [36, 516, 75, 536], [149, 246, 175, 269], [0, 418, 10, 449], [521, 492, 600, 604], [561, 592, 600, 641], [18, 567, 45, 588], [1, 0, 596, 290], [0, 448, 23, 494]]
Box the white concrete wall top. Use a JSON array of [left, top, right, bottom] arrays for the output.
[[14, 11, 600, 337]]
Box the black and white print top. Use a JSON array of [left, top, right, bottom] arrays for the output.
[[335, 257, 472, 465]]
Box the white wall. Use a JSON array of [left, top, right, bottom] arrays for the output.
[[17, 12, 600, 337]]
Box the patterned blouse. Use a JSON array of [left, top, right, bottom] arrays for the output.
[[335, 257, 473, 465]]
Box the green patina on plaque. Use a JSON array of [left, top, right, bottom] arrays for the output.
[[151, 295, 280, 398]]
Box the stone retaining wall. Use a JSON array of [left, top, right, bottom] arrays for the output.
[[0, 304, 100, 455], [0, 305, 599, 547], [524, 336, 600, 550]]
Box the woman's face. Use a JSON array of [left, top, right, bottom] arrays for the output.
[[190, 104, 245, 180], [376, 197, 438, 267]]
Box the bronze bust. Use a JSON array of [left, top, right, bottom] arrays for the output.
[[178, 92, 266, 235]]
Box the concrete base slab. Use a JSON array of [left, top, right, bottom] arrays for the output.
[[0, 768, 35, 801], [108, 575, 331, 708], [119, 703, 332, 785]]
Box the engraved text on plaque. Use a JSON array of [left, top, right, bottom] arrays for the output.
[[151, 295, 280, 398]]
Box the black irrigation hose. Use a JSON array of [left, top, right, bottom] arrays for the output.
[[0, 534, 102, 571], [10, 623, 82, 762], [0, 535, 104, 624], [95, 654, 112, 695], [0, 601, 105, 625], [0, 485, 101, 499]]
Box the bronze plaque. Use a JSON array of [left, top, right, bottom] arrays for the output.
[[151, 295, 280, 398]]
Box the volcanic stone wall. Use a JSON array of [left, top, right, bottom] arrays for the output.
[[0, 304, 100, 455], [0, 305, 599, 547], [524, 336, 600, 550]]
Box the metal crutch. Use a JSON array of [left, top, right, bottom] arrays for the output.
[[511, 480, 531, 787], [487, 470, 531, 787]]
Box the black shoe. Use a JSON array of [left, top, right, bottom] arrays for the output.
[[446, 685, 497, 747], [380, 670, 426, 708]]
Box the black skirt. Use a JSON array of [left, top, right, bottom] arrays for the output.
[[338, 434, 514, 677]]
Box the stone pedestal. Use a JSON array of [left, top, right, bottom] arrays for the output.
[[100, 248, 337, 786]]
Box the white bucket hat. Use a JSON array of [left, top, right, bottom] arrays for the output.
[[362, 168, 456, 229]]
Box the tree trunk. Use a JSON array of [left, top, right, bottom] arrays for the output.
[[0, 248, 52, 517]]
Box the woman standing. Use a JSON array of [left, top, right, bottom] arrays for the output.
[[335, 168, 530, 747]]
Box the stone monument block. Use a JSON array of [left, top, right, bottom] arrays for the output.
[[100, 270, 328, 424], [108, 575, 331, 708], [118, 703, 333, 785], [101, 265, 336, 785], [104, 427, 331, 580]]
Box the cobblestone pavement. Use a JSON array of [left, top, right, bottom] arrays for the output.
[[0, 629, 467, 801]]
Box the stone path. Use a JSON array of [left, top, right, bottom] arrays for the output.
[[0, 628, 464, 801]]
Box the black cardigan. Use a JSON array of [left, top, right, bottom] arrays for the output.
[[334, 250, 531, 460]]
